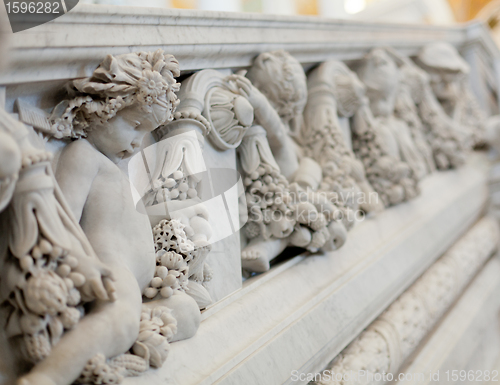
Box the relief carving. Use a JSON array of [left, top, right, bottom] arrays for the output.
[[189, 66, 348, 272], [316, 217, 499, 385], [416, 42, 487, 149], [303, 60, 384, 214], [356, 48, 429, 182], [388, 48, 467, 170], [1, 50, 201, 385], [0, 20, 490, 384], [309, 52, 422, 207]]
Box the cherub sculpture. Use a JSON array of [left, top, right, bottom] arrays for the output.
[[246, 50, 313, 183], [158, 68, 346, 273], [387, 48, 466, 170], [416, 42, 487, 149], [383, 49, 436, 174], [246, 50, 356, 228], [1, 50, 201, 385], [303, 60, 384, 215], [356, 48, 430, 182], [306, 54, 418, 206]]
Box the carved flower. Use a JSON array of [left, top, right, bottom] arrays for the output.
[[137, 70, 167, 105], [132, 307, 177, 368], [24, 270, 68, 316], [153, 219, 195, 256], [78, 353, 123, 384]]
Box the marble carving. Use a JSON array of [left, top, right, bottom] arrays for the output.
[[416, 42, 487, 149], [0, 50, 201, 385], [316, 217, 499, 385], [357, 48, 430, 182], [303, 60, 384, 215], [332, 56, 419, 206], [239, 51, 350, 272], [0, 24, 493, 384], [390, 48, 468, 170]]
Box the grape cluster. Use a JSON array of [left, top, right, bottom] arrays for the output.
[[143, 168, 198, 207], [352, 117, 418, 206], [143, 250, 189, 300], [243, 163, 295, 239], [16, 237, 83, 363], [144, 219, 192, 300], [243, 162, 336, 252]]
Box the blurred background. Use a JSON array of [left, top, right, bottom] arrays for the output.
[[77, 0, 500, 46]]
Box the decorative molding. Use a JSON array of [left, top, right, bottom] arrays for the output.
[[121, 153, 490, 385], [0, 6, 498, 88], [316, 216, 499, 385], [397, 257, 500, 384], [0, 6, 498, 385]]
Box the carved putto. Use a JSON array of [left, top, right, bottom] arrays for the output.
[[0, 49, 201, 385], [0, 23, 491, 384], [311, 51, 421, 207], [181, 67, 348, 272], [416, 42, 487, 149], [241, 52, 350, 271], [390, 49, 466, 170], [303, 60, 383, 215], [356, 48, 429, 182]]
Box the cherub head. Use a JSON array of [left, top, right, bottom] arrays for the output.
[[247, 50, 307, 136], [416, 42, 469, 102], [357, 48, 399, 117], [51, 49, 180, 163], [329, 61, 366, 118]]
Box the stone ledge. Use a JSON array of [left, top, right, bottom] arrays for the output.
[[122, 153, 490, 385], [398, 256, 500, 384], [1, 5, 496, 86]]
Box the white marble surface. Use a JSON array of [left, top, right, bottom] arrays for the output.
[[120, 153, 490, 385], [398, 256, 500, 385], [199, 142, 242, 304], [0, 4, 498, 95]]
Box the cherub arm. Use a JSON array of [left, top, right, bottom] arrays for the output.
[[55, 140, 116, 301], [56, 140, 98, 222], [227, 74, 287, 150]]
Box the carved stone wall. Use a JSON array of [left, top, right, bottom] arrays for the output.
[[1, 5, 500, 385], [315, 217, 499, 385]]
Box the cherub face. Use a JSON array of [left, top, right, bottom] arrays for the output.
[[428, 69, 464, 102], [87, 103, 169, 164]]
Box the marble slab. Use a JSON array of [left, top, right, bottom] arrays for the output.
[[397, 256, 500, 385]]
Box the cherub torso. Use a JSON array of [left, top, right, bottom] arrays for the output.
[[74, 141, 156, 291]]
